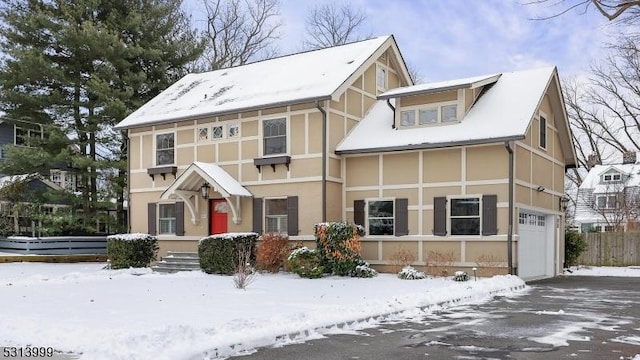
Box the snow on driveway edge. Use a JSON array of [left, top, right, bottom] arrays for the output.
[[194, 276, 527, 360]]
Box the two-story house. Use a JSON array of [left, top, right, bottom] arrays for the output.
[[574, 153, 640, 233], [115, 35, 577, 280]]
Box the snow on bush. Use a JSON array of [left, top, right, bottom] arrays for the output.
[[453, 271, 470, 282], [287, 247, 324, 279], [106, 233, 158, 269], [398, 266, 426, 280], [351, 261, 377, 278]]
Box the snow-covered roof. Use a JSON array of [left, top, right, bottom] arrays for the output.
[[0, 173, 63, 191], [115, 36, 394, 129], [579, 164, 640, 190], [378, 73, 501, 100], [336, 67, 559, 154], [161, 161, 251, 199]]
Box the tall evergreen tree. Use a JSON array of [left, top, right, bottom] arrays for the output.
[[0, 0, 202, 234]]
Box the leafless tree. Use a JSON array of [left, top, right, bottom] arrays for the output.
[[200, 0, 281, 70], [563, 35, 640, 188], [524, 0, 640, 23], [303, 2, 371, 50], [233, 241, 255, 289]]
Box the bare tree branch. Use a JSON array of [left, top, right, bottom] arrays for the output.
[[303, 2, 371, 50], [523, 0, 640, 23], [199, 0, 281, 70]]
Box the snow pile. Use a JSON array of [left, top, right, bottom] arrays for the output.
[[567, 266, 640, 277], [0, 262, 526, 360]]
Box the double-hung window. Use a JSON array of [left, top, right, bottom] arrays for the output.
[[158, 204, 176, 234], [367, 200, 394, 235], [265, 198, 287, 233], [263, 118, 286, 155], [596, 194, 618, 210], [602, 173, 621, 182], [450, 197, 481, 235], [156, 133, 174, 166]]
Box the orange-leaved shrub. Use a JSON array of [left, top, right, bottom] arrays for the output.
[[256, 233, 290, 273]]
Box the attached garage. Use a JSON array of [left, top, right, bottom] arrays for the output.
[[517, 211, 555, 280]]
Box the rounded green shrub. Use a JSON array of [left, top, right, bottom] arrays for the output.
[[106, 233, 158, 269], [199, 232, 258, 275], [288, 247, 324, 279]]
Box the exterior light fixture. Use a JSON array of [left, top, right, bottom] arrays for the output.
[[536, 185, 545, 192], [559, 195, 569, 212], [200, 182, 210, 199]]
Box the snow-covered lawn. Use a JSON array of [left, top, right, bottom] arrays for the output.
[[0, 262, 525, 360]]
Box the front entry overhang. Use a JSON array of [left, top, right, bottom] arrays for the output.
[[160, 162, 252, 225]]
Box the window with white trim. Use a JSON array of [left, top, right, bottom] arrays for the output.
[[15, 124, 42, 147], [156, 133, 174, 165], [198, 127, 209, 141], [367, 200, 394, 235], [158, 204, 176, 234], [228, 123, 239, 138], [212, 125, 223, 139], [602, 173, 621, 182], [450, 197, 480, 235], [263, 118, 287, 155], [265, 198, 287, 233], [400, 103, 459, 127], [596, 194, 618, 209], [376, 66, 386, 90], [539, 115, 547, 149]]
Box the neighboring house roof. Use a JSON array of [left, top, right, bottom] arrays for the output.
[[336, 66, 577, 168], [378, 73, 501, 100], [0, 173, 63, 193], [574, 163, 640, 224], [579, 164, 640, 191], [115, 35, 410, 129]]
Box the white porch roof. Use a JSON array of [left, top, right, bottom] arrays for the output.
[[160, 162, 251, 225]]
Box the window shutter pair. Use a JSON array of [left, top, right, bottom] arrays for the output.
[[252, 196, 298, 236], [432, 195, 497, 236], [147, 202, 185, 236], [353, 198, 409, 236]]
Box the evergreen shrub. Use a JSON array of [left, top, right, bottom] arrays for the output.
[[199, 232, 258, 274], [287, 247, 324, 279], [453, 271, 469, 282], [315, 222, 365, 276], [565, 230, 587, 267], [398, 266, 426, 280], [106, 233, 158, 269]]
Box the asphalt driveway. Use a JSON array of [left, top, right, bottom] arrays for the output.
[[231, 276, 640, 360]]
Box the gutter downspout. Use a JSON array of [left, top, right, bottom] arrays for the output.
[[316, 101, 327, 222], [504, 141, 514, 275], [386, 99, 396, 129]]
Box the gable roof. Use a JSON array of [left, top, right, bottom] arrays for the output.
[[336, 66, 577, 167], [579, 164, 640, 190], [115, 35, 406, 129]]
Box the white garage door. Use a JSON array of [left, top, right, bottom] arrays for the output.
[[518, 211, 552, 280]]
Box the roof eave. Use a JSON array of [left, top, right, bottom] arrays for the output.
[[336, 135, 525, 155], [115, 95, 333, 130], [377, 74, 501, 100]]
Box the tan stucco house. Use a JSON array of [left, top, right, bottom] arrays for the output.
[[115, 35, 577, 280]]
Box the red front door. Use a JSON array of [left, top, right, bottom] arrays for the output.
[[210, 199, 228, 234]]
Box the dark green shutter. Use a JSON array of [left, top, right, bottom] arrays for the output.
[[252, 197, 263, 234], [175, 201, 185, 236], [287, 196, 298, 236], [354, 200, 365, 227], [147, 203, 156, 235], [395, 198, 408, 236], [482, 194, 498, 236], [433, 197, 447, 236]]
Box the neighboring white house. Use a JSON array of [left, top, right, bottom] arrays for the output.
[[574, 156, 640, 232]]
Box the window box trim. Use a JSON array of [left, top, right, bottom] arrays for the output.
[[147, 166, 178, 180], [253, 155, 291, 173]]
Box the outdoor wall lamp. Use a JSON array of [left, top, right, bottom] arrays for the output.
[[536, 185, 545, 192], [200, 182, 210, 199], [559, 195, 569, 212]]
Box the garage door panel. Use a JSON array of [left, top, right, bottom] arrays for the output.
[[518, 212, 548, 279]]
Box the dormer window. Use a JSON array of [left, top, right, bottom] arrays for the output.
[[602, 173, 621, 182], [399, 103, 459, 128]]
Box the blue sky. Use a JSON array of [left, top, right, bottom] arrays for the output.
[[186, 0, 615, 83]]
